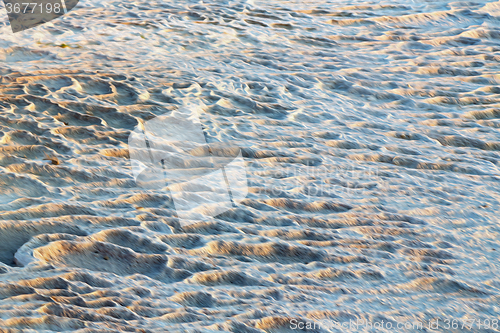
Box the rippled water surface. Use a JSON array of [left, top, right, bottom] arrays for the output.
[[0, 0, 500, 332]]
